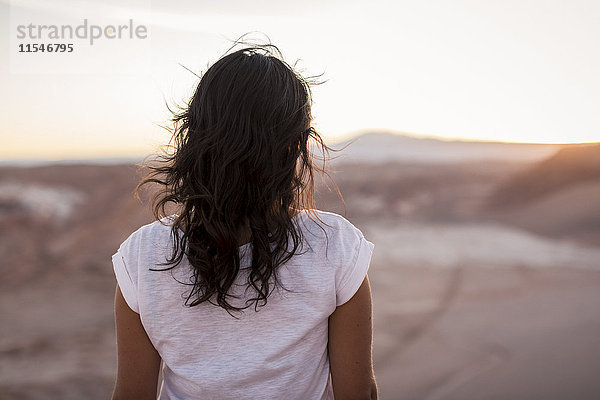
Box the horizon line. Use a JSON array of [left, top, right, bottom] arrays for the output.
[[341, 129, 600, 146], [2, 132, 598, 165]]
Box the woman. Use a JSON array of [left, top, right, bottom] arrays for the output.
[[111, 43, 378, 400]]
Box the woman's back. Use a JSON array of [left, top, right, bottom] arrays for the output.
[[112, 209, 375, 399], [111, 41, 377, 400]]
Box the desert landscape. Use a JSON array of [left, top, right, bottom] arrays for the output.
[[1, 132, 599, 399]]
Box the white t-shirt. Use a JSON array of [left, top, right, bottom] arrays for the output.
[[112, 209, 375, 400]]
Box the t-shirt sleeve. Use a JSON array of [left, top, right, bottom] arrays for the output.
[[111, 234, 140, 313], [335, 223, 375, 307]]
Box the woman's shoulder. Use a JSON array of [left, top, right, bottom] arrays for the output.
[[118, 216, 175, 252], [135, 215, 174, 235], [302, 209, 364, 233], [298, 209, 368, 249]]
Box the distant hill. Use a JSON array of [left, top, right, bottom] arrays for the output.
[[477, 143, 600, 245], [323, 132, 566, 164], [486, 143, 600, 209]]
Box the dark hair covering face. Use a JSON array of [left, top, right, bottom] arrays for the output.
[[136, 45, 338, 315]]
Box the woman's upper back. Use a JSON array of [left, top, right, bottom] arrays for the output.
[[112, 209, 375, 400]]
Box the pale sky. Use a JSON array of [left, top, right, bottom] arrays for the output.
[[1, 0, 599, 160]]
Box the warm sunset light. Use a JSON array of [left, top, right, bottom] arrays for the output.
[[1, 0, 599, 160], [3, 2, 600, 398]]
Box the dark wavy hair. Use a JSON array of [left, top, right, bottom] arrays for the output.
[[135, 43, 341, 314]]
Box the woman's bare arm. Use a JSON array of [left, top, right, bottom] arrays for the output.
[[328, 275, 378, 400], [112, 285, 161, 400]]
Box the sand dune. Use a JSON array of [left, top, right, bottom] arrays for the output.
[[486, 142, 600, 209]]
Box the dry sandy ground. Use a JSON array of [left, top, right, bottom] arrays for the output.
[[1, 155, 599, 399], [1, 221, 599, 399], [367, 220, 600, 399], [371, 265, 600, 399]]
